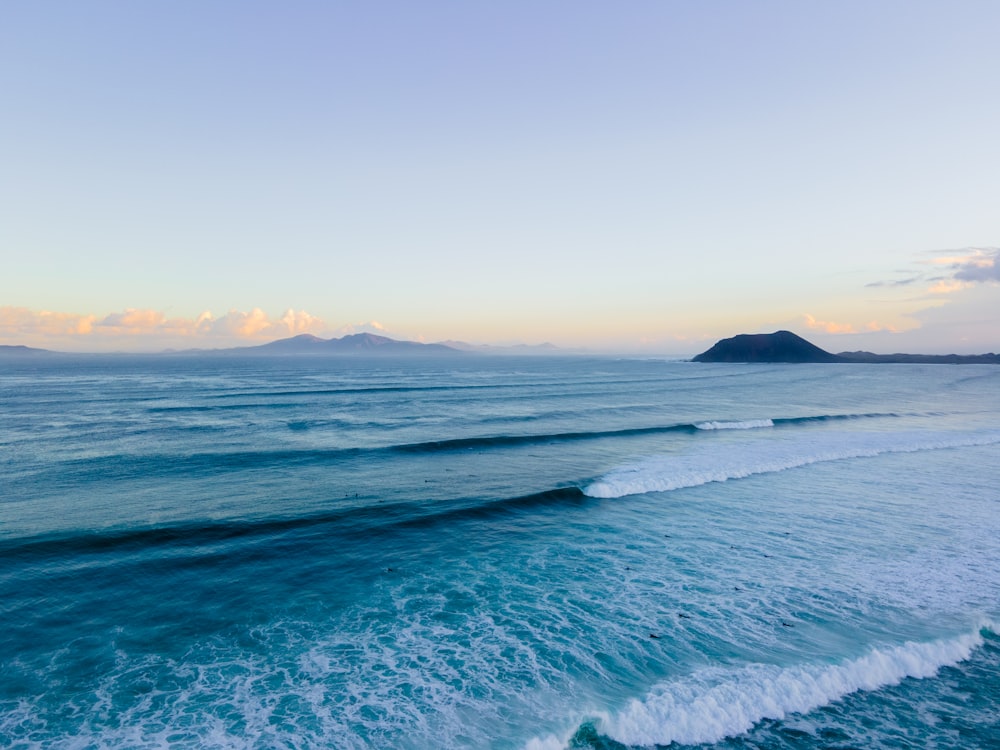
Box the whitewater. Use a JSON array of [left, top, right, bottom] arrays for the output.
[[1, 355, 998, 748]]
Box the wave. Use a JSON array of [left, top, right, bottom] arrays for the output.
[[28, 413, 906, 483], [585, 429, 1000, 498], [695, 419, 774, 430], [7, 413, 910, 499], [696, 415, 902, 431], [605, 623, 996, 747], [392, 425, 695, 452], [395, 412, 899, 453], [529, 623, 997, 750], [0, 487, 588, 562], [185, 375, 689, 403]]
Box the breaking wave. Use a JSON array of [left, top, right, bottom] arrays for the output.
[[585, 429, 1000, 498], [604, 623, 995, 747], [695, 419, 774, 430], [529, 623, 997, 750]]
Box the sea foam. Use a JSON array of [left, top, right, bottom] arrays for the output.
[[600, 624, 994, 747], [525, 624, 996, 750], [585, 429, 1000, 499]]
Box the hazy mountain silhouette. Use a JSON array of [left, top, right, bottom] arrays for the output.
[[246, 333, 463, 355]]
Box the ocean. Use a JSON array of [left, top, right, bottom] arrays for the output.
[[1, 354, 998, 749]]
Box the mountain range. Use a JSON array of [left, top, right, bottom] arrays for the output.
[[2, 331, 997, 363], [0, 334, 557, 357]]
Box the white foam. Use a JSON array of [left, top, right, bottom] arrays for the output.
[[600, 624, 994, 748], [695, 419, 774, 430], [523, 734, 573, 750], [585, 429, 1000, 498]]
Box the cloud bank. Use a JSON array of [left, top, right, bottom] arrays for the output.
[[802, 315, 896, 336], [0, 306, 328, 351], [798, 246, 999, 354]]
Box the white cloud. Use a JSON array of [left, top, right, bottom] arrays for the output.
[[802, 314, 897, 335], [0, 306, 329, 351], [333, 320, 391, 336], [867, 247, 999, 296], [920, 247, 1000, 290], [0, 306, 97, 336], [280, 308, 324, 335], [98, 309, 168, 329], [952, 248, 1000, 283], [927, 279, 972, 295]]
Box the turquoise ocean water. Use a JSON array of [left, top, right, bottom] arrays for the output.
[[2, 354, 998, 749]]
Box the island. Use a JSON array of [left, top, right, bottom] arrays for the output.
[[692, 331, 842, 363], [692, 331, 1000, 364]]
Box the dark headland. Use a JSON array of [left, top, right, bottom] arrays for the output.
[[692, 331, 841, 363], [693, 331, 999, 364]]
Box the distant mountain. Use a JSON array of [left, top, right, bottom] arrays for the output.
[[0, 335, 555, 357], [437, 340, 561, 355], [693, 331, 842, 363], [240, 332, 464, 356], [0, 344, 55, 356]]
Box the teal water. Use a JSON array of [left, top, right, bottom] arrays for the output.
[[1, 356, 998, 748]]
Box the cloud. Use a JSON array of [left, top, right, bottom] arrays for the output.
[[951, 248, 1000, 283], [334, 320, 390, 336], [183, 308, 332, 340], [865, 277, 921, 288], [834, 247, 998, 354], [0, 306, 329, 351], [803, 314, 896, 335], [927, 279, 972, 295], [280, 308, 324, 335], [0, 306, 97, 336], [803, 314, 856, 334], [203, 308, 274, 338], [922, 247, 1000, 290], [867, 247, 999, 296], [99, 308, 168, 330]]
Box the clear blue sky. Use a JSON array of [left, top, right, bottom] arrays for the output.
[[2, 1, 998, 353]]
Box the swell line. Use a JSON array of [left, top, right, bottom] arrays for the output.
[[0, 487, 588, 562], [392, 425, 698, 452], [771, 411, 902, 425], [395, 412, 903, 452], [20, 412, 910, 482], [195, 375, 686, 402]]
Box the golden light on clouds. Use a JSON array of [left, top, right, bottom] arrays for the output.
[[0, 307, 98, 337], [0, 306, 328, 351], [927, 280, 971, 295], [802, 314, 898, 336]]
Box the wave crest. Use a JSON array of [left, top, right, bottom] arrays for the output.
[[695, 419, 774, 430], [598, 624, 994, 747], [585, 429, 1000, 499]]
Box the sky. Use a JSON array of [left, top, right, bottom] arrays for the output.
[[2, 1, 998, 355]]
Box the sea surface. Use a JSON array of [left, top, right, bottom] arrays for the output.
[[1, 354, 998, 749]]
